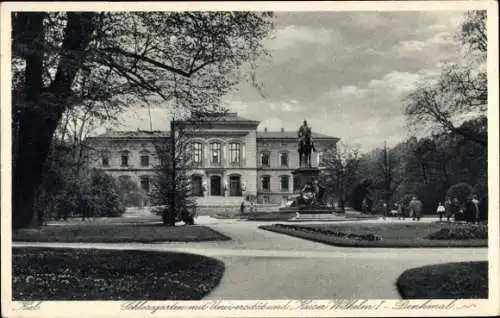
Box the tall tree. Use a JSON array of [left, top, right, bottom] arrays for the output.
[[12, 12, 274, 228], [404, 10, 487, 145], [322, 142, 361, 211], [151, 120, 197, 226]]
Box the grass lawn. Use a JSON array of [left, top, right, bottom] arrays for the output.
[[13, 224, 230, 243], [396, 261, 488, 299], [259, 222, 488, 247], [13, 247, 225, 300]]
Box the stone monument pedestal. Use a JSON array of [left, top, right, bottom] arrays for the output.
[[291, 167, 320, 193], [280, 167, 336, 215]]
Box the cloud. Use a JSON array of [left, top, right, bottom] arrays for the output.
[[398, 40, 427, 53], [340, 85, 367, 96], [268, 25, 341, 51], [95, 11, 468, 153], [367, 71, 423, 97]]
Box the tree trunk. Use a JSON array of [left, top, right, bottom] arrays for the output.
[[12, 12, 95, 229], [169, 120, 176, 227]]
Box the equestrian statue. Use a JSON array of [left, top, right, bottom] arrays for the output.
[[297, 120, 316, 168]]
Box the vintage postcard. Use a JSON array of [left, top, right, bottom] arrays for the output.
[[1, 1, 498, 317]]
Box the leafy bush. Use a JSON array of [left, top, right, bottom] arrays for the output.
[[116, 177, 148, 208], [446, 182, 474, 205], [89, 170, 125, 217], [34, 143, 126, 222]]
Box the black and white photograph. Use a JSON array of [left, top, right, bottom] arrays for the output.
[[1, 1, 498, 317]]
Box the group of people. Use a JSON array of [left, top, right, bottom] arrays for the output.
[[376, 195, 482, 224], [435, 196, 481, 224], [394, 197, 423, 221], [240, 196, 256, 214]]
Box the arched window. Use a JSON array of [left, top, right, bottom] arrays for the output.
[[280, 151, 288, 167], [280, 175, 290, 192], [261, 175, 271, 192], [140, 150, 150, 167], [140, 175, 150, 193], [210, 142, 221, 165], [101, 151, 110, 166], [120, 151, 130, 167], [229, 142, 241, 164], [260, 151, 270, 167], [191, 142, 203, 165]]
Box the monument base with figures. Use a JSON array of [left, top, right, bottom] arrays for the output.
[[292, 167, 320, 191], [279, 167, 338, 215]]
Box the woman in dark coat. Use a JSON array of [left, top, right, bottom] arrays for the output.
[[464, 197, 477, 224]]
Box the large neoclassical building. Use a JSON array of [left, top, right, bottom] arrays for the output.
[[86, 113, 339, 205]]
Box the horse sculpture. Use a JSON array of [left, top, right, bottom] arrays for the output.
[[298, 124, 315, 168]]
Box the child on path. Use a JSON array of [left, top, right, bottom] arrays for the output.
[[436, 202, 446, 222]]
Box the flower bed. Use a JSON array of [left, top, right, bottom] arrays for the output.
[[13, 247, 225, 300], [259, 223, 488, 247], [272, 224, 382, 241]]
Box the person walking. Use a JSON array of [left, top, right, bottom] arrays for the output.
[[240, 199, 246, 214], [472, 195, 480, 224], [451, 197, 461, 222], [398, 202, 406, 220], [464, 196, 476, 224], [362, 198, 368, 214], [409, 196, 423, 221], [444, 198, 453, 222], [436, 202, 446, 222]]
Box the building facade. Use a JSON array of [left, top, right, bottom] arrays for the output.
[[86, 113, 339, 205]]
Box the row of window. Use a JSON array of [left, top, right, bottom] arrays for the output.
[[260, 151, 289, 167], [102, 151, 150, 167], [117, 174, 294, 196], [191, 142, 242, 165], [102, 147, 322, 168], [260, 175, 290, 192]]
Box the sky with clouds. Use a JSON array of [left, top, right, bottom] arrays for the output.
[[109, 10, 467, 152]]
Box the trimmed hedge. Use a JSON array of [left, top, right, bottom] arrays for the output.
[[396, 261, 488, 299]]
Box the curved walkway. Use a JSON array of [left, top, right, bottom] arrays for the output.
[[13, 216, 488, 299]]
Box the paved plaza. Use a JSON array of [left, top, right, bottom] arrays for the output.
[[13, 215, 488, 299]]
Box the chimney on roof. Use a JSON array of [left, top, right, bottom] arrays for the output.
[[264, 127, 268, 132], [281, 128, 285, 132]]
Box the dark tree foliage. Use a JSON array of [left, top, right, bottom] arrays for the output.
[[355, 117, 486, 216], [12, 12, 274, 228], [151, 124, 196, 226], [446, 183, 474, 205]]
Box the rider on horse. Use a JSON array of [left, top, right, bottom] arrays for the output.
[[298, 120, 315, 167]]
